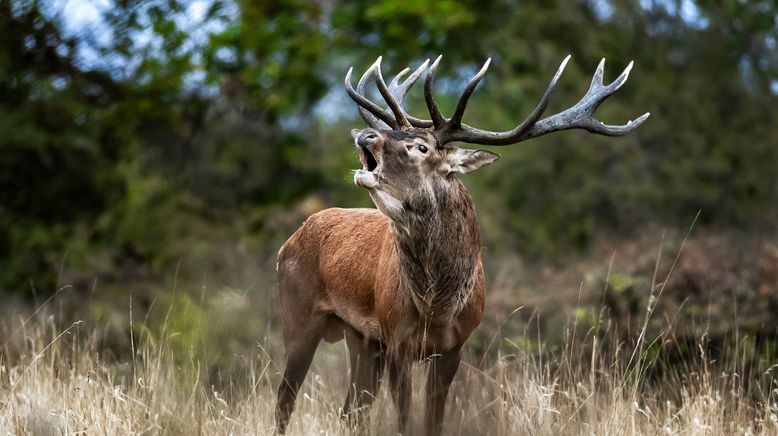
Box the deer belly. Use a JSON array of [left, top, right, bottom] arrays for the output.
[[322, 287, 382, 340]]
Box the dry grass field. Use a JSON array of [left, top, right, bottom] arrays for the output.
[[1, 230, 775, 435], [1, 305, 776, 435]]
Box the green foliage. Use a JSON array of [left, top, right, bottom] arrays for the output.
[[143, 286, 266, 376], [573, 306, 597, 327], [607, 273, 638, 294], [0, 0, 776, 296], [0, 2, 124, 292]]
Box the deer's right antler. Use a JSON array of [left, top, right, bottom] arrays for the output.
[[346, 57, 431, 130], [345, 55, 650, 145]]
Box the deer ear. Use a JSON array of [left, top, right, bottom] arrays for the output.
[[444, 147, 500, 175]]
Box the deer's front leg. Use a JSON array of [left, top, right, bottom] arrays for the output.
[[425, 347, 461, 436], [387, 354, 412, 435]]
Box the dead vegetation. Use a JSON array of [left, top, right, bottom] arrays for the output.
[[1, 303, 776, 434], [1, 230, 776, 435]]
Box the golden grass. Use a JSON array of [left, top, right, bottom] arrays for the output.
[[0, 308, 776, 436], [2, 223, 776, 434]]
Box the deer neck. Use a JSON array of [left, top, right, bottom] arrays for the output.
[[389, 178, 481, 318]]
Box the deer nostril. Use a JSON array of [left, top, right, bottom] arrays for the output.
[[357, 133, 378, 147]]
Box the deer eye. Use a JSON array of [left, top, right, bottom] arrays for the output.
[[418, 144, 428, 153]]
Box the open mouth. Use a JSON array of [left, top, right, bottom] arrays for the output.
[[353, 145, 380, 189], [359, 146, 379, 172]]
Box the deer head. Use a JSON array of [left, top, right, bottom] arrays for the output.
[[345, 55, 650, 220]]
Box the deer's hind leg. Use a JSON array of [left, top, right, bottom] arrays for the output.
[[341, 326, 385, 427]]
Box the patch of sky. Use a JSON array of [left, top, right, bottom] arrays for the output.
[[51, 75, 70, 90], [638, 0, 709, 28], [591, 0, 614, 21], [48, 0, 234, 95], [314, 83, 354, 124]]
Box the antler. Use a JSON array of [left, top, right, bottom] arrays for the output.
[[345, 55, 649, 145], [440, 56, 650, 145]]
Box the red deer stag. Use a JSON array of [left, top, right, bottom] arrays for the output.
[[275, 54, 648, 435]]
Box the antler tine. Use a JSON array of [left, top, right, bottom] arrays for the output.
[[505, 54, 571, 139], [346, 63, 398, 129], [374, 57, 411, 128], [606, 60, 633, 93], [355, 62, 392, 129], [449, 58, 491, 128], [582, 59, 632, 107], [424, 55, 446, 129], [392, 59, 435, 128], [389, 67, 411, 89], [591, 58, 606, 88], [389, 59, 429, 105]]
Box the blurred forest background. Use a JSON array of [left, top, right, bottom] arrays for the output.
[[1, 0, 776, 373]]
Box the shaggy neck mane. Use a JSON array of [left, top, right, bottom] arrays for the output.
[[390, 178, 481, 318]]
